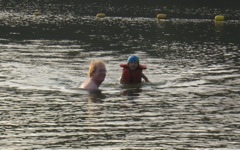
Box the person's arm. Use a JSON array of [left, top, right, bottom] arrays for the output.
[[142, 73, 150, 82], [120, 73, 125, 83]]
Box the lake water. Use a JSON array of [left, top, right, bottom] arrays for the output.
[[0, 1, 240, 149]]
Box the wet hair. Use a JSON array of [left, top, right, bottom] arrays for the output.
[[88, 60, 105, 77]]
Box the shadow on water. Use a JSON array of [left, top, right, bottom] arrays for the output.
[[119, 83, 143, 97]]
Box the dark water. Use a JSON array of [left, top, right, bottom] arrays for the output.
[[0, 1, 240, 149]]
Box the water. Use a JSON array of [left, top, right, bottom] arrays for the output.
[[0, 1, 240, 149]]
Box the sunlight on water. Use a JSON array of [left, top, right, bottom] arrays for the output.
[[0, 2, 240, 149]]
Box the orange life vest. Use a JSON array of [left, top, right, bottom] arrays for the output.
[[120, 64, 147, 84]]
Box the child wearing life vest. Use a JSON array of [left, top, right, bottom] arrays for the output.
[[120, 55, 149, 84]]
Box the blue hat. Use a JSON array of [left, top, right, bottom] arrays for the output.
[[127, 55, 139, 63]]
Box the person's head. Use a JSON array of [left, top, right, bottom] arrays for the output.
[[88, 60, 106, 83], [127, 55, 139, 70]]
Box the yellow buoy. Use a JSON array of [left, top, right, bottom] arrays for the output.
[[96, 13, 106, 18], [33, 10, 42, 16], [215, 21, 224, 28], [215, 15, 224, 21], [157, 14, 167, 19]]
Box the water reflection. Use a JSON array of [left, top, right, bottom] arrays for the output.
[[120, 84, 143, 97], [0, 2, 240, 149], [88, 90, 106, 103], [122, 88, 142, 97]]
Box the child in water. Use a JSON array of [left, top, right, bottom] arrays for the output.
[[120, 55, 149, 84]]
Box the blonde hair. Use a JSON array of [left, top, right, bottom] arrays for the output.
[[88, 60, 105, 77]]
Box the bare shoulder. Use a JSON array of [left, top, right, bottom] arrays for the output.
[[80, 79, 98, 90]]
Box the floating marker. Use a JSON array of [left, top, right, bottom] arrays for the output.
[[157, 14, 167, 19], [96, 13, 106, 18], [33, 10, 42, 16], [215, 15, 224, 21]]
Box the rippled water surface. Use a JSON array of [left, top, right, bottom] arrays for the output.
[[1, 1, 240, 149]]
